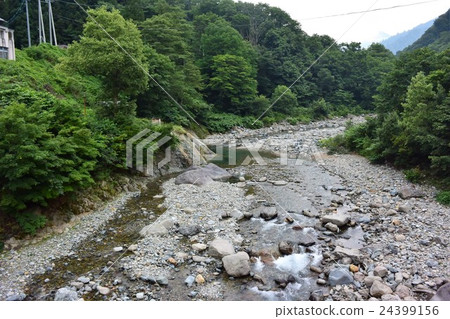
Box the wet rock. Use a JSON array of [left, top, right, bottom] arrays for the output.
[[54, 287, 78, 301], [139, 223, 168, 237], [192, 243, 207, 251], [260, 207, 278, 220], [310, 266, 323, 274], [209, 238, 234, 258], [373, 265, 389, 277], [185, 276, 195, 287], [175, 164, 231, 186], [222, 252, 251, 277], [328, 268, 353, 286], [278, 241, 294, 255], [302, 210, 319, 218], [398, 187, 425, 199], [370, 280, 393, 297], [395, 284, 411, 299], [299, 237, 316, 247], [97, 286, 111, 295], [325, 222, 339, 232], [322, 213, 349, 226], [179, 225, 201, 237]]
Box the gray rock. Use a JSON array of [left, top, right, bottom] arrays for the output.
[[364, 276, 383, 287], [334, 246, 361, 263], [398, 187, 424, 199], [299, 237, 316, 247], [222, 252, 251, 277], [97, 286, 111, 295], [431, 283, 450, 301], [77, 276, 90, 284], [398, 205, 411, 213], [192, 243, 207, 251], [6, 293, 26, 301], [156, 276, 169, 286], [185, 275, 195, 287], [140, 275, 156, 284], [209, 238, 235, 258], [278, 241, 294, 255], [373, 265, 389, 277], [328, 268, 354, 286], [272, 180, 288, 186], [113, 246, 123, 252], [302, 210, 319, 218], [370, 280, 393, 297], [175, 164, 231, 186], [381, 294, 401, 301], [139, 223, 168, 237], [179, 225, 201, 236], [136, 292, 145, 300], [71, 281, 84, 289], [55, 287, 78, 301], [259, 206, 278, 220], [395, 284, 411, 298], [325, 222, 339, 232], [322, 213, 349, 226]]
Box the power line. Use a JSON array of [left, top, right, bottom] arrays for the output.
[[6, 0, 26, 25], [300, 0, 441, 21]]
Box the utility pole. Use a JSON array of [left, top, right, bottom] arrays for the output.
[[25, 0, 31, 47], [46, 0, 57, 46], [38, 0, 46, 44]]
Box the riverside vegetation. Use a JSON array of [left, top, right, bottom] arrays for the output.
[[0, 1, 448, 254]]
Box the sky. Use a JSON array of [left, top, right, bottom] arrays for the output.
[[234, 0, 449, 46]]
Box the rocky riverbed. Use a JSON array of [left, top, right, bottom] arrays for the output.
[[0, 116, 448, 301]]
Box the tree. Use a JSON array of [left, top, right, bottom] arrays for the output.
[[271, 85, 298, 115], [62, 7, 148, 114], [207, 54, 257, 115]]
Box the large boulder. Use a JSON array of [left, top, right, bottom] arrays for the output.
[[322, 213, 349, 226], [259, 206, 278, 220], [222, 252, 251, 277], [209, 238, 234, 258], [398, 187, 425, 199], [54, 287, 78, 301], [175, 164, 231, 186], [431, 283, 450, 301]]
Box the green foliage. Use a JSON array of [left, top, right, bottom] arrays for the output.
[[404, 168, 423, 183], [271, 85, 298, 115], [436, 191, 450, 206], [62, 7, 148, 110], [13, 212, 47, 235], [205, 112, 262, 133]]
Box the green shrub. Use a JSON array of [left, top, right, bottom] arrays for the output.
[[13, 212, 47, 235], [404, 168, 423, 183], [436, 191, 450, 206]]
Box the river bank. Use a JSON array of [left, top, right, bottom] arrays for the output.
[[0, 116, 448, 301]]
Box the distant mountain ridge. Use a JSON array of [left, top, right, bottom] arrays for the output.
[[402, 9, 450, 53], [380, 19, 435, 54]]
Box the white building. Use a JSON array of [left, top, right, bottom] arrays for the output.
[[0, 25, 15, 61]]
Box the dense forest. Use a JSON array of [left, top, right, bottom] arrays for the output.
[[0, 0, 448, 237]]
